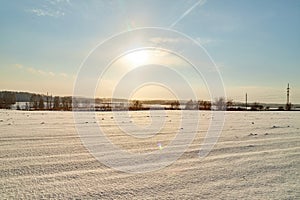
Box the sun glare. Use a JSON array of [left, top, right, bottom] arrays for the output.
[[125, 50, 149, 67]]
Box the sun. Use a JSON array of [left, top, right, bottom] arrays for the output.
[[125, 50, 149, 67]]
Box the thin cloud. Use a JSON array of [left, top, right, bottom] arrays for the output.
[[26, 0, 71, 18], [149, 37, 188, 45], [59, 73, 68, 77], [15, 64, 73, 78], [47, 0, 71, 5], [26, 67, 37, 74], [37, 70, 47, 76], [26, 67, 49, 76], [14, 64, 23, 69], [27, 8, 65, 17]]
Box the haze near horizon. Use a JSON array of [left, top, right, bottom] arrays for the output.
[[0, 0, 299, 104]]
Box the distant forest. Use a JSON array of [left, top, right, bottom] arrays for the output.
[[0, 91, 298, 111]]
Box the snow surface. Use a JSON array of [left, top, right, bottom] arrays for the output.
[[0, 110, 299, 199]]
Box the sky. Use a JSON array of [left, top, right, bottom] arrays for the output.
[[0, 0, 299, 103]]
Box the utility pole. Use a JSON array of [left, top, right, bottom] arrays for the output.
[[287, 83, 290, 105], [245, 93, 248, 110], [49, 94, 52, 110], [47, 92, 49, 110], [286, 83, 291, 110]]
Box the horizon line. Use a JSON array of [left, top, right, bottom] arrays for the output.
[[0, 89, 299, 105]]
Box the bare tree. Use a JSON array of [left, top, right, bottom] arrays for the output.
[[38, 96, 44, 110], [61, 97, 72, 111], [0, 92, 16, 109], [185, 99, 195, 110], [30, 94, 38, 110], [215, 97, 226, 110], [226, 99, 234, 110], [198, 100, 212, 110], [131, 100, 143, 110], [170, 100, 180, 110], [53, 96, 60, 110]]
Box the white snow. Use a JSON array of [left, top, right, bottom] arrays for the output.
[[0, 110, 299, 199]]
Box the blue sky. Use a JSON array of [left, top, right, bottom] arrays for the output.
[[0, 0, 299, 103]]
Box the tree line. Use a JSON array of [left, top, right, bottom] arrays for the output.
[[169, 97, 286, 111], [129, 98, 229, 111], [0, 91, 295, 111], [0, 92, 72, 111], [0, 91, 16, 109], [29, 94, 72, 111]]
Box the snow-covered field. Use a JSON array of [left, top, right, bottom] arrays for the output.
[[0, 110, 299, 199]]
